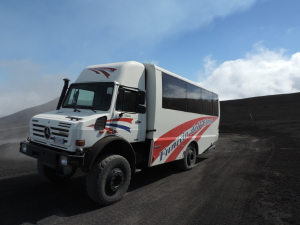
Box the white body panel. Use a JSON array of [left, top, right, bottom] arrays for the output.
[[76, 61, 145, 90], [144, 64, 219, 166]]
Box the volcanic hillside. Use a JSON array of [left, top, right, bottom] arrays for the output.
[[0, 98, 58, 141], [220, 92, 300, 140], [220, 92, 300, 223]]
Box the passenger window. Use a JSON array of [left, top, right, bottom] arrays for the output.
[[161, 72, 217, 116], [212, 93, 219, 116], [116, 88, 138, 112], [187, 83, 202, 114], [162, 72, 187, 111], [202, 89, 213, 115]]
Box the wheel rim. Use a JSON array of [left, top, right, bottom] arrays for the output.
[[106, 168, 124, 192], [187, 148, 196, 166]]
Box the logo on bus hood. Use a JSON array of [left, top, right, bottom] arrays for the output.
[[87, 67, 117, 79], [44, 127, 51, 139]]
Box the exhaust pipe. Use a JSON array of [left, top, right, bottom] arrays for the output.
[[56, 78, 70, 110]]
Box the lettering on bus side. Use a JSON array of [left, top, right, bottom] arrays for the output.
[[159, 118, 214, 161], [160, 131, 189, 161], [189, 118, 213, 136]]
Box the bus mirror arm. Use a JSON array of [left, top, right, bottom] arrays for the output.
[[138, 91, 146, 105]]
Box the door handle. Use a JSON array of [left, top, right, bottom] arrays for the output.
[[135, 120, 141, 124]]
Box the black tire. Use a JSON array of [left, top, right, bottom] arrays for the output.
[[176, 144, 197, 171], [37, 160, 76, 183], [86, 154, 131, 205]]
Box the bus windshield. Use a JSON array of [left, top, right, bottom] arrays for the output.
[[62, 82, 114, 111]]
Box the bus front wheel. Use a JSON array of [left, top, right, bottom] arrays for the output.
[[86, 154, 131, 205]]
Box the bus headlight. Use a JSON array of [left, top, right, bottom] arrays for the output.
[[21, 144, 27, 153], [59, 155, 68, 166]]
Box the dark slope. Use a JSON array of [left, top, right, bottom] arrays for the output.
[[220, 92, 300, 124], [220, 92, 300, 224], [0, 97, 59, 130], [220, 92, 300, 141], [0, 98, 59, 141]]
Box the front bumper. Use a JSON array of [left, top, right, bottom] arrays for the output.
[[20, 141, 84, 168]]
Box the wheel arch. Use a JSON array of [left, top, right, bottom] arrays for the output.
[[83, 136, 136, 173], [189, 140, 199, 154]]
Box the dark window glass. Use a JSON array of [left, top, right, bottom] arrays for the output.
[[116, 88, 138, 112], [187, 83, 202, 114], [115, 89, 124, 111], [62, 82, 114, 111], [162, 73, 187, 111], [202, 89, 213, 115], [212, 93, 219, 116]]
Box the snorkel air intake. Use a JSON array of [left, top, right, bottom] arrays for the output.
[[56, 78, 70, 110]]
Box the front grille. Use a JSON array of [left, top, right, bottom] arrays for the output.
[[52, 131, 68, 137], [50, 127, 69, 138], [32, 124, 45, 128], [33, 128, 43, 132], [33, 133, 44, 137], [31, 122, 71, 146], [50, 127, 69, 132], [58, 122, 72, 128]]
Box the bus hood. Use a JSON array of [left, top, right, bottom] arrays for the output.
[[29, 110, 109, 150]]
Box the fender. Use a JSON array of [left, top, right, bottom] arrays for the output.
[[83, 136, 136, 172]]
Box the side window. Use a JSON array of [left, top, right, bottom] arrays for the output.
[[162, 72, 187, 111], [187, 83, 202, 114], [202, 89, 213, 115], [161, 72, 217, 116], [212, 93, 219, 116], [116, 88, 138, 112]]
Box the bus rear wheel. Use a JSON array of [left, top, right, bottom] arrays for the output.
[[176, 144, 197, 171], [86, 154, 131, 205]]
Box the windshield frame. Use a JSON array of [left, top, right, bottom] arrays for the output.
[[62, 82, 115, 112]]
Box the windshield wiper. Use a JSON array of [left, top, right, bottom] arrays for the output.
[[90, 108, 97, 113], [74, 108, 81, 112]]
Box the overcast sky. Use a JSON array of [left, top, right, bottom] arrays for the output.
[[1, 0, 300, 117]]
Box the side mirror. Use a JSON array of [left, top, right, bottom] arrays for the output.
[[138, 91, 146, 105], [136, 105, 146, 114]]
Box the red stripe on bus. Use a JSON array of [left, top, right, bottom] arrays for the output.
[[152, 117, 216, 163], [106, 118, 133, 123], [165, 124, 211, 163]]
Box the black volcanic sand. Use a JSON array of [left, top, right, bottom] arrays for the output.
[[0, 143, 36, 178], [221, 92, 300, 224], [0, 134, 275, 225]]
